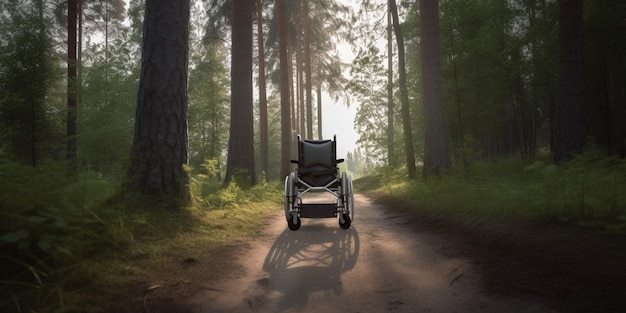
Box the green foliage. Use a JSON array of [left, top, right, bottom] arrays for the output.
[[191, 167, 282, 209], [348, 45, 394, 168], [1, 160, 105, 255], [0, 252, 82, 313], [0, 154, 283, 312], [187, 46, 230, 173], [0, 3, 61, 166], [358, 152, 626, 233], [0, 158, 124, 312]]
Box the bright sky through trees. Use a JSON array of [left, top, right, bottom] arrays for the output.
[[321, 41, 358, 158]]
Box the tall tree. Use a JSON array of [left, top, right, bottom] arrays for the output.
[[81, 0, 126, 82], [0, 2, 54, 167], [303, 0, 313, 138], [554, 0, 585, 163], [265, 0, 350, 141], [317, 83, 323, 139], [78, 0, 139, 175], [420, 0, 450, 176], [127, 0, 191, 201], [67, 0, 78, 173], [257, 0, 270, 179], [386, 1, 395, 167], [349, 46, 390, 166], [389, 0, 416, 179], [586, 0, 625, 157], [187, 46, 229, 176], [278, 0, 292, 178], [296, 19, 305, 136], [225, 0, 256, 185]]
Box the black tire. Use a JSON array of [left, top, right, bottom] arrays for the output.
[[287, 215, 301, 231], [339, 213, 351, 230]]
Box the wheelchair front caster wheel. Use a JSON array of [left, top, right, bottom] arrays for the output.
[[287, 215, 301, 231], [339, 213, 351, 230]]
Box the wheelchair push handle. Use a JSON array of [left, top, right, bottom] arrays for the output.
[[291, 159, 344, 164]]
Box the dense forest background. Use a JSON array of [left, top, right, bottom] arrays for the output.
[[1, 0, 624, 186], [1, 0, 626, 311]]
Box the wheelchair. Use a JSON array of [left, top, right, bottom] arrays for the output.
[[284, 135, 355, 231]]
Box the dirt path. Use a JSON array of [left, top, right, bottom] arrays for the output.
[[188, 194, 557, 313]]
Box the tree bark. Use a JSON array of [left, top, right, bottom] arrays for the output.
[[608, 53, 624, 157], [67, 0, 78, 173], [317, 84, 323, 139], [128, 0, 191, 201], [303, 0, 313, 139], [420, 0, 450, 176], [296, 20, 305, 137], [256, 0, 269, 179], [225, 0, 256, 185], [389, 0, 416, 179], [278, 0, 292, 178], [554, 0, 585, 163], [386, 2, 395, 167]]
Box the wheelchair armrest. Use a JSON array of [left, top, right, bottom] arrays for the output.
[[290, 160, 299, 164], [336, 158, 345, 163]]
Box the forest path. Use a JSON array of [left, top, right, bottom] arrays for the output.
[[187, 194, 557, 313]]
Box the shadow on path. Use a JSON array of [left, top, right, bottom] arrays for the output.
[[260, 223, 359, 311]]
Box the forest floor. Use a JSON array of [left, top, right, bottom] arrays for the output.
[[87, 194, 626, 313]]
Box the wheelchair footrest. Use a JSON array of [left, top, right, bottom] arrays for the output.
[[300, 203, 337, 218]]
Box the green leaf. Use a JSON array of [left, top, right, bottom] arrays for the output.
[[1, 230, 30, 243], [28, 216, 47, 223], [53, 218, 68, 228], [37, 239, 51, 252]]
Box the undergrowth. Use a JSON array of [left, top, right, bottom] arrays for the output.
[[0, 157, 282, 313], [357, 150, 626, 233]]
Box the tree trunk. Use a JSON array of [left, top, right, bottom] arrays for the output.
[[296, 21, 305, 137], [554, 0, 585, 164], [420, 0, 450, 176], [317, 83, 323, 139], [449, 24, 466, 167], [256, 0, 269, 179], [389, 0, 416, 179], [67, 0, 78, 173], [225, 0, 256, 185], [303, 0, 313, 139], [288, 37, 296, 135], [128, 0, 191, 201], [386, 2, 395, 167], [278, 0, 292, 178], [608, 53, 625, 157]]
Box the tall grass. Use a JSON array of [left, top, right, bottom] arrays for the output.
[[358, 150, 626, 232], [0, 157, 136, 312], [1, 156, 282, 312]]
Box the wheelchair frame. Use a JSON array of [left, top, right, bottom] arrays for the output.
[[284, 135, 355, 230]]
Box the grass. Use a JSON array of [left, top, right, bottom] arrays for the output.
[[0, 158, 283, 313], [355, 150, 626, 233], [72, 180, 283, 312]]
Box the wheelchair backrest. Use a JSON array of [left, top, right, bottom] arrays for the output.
[[297, 138, 337, 187]]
